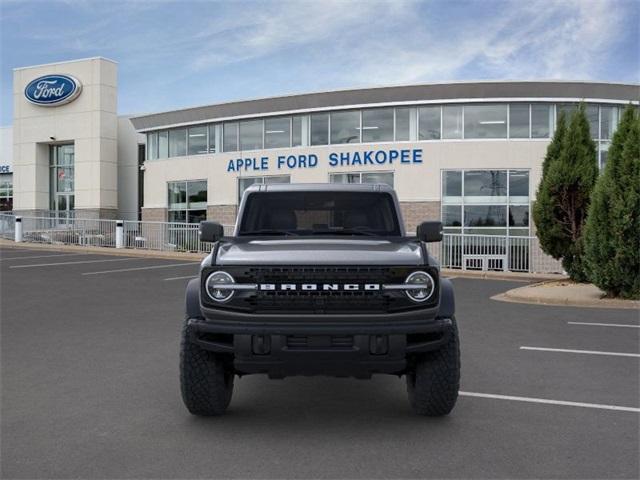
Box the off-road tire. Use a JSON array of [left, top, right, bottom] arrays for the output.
[[180, 319, 234, 416], [406, 316, 460, 416]]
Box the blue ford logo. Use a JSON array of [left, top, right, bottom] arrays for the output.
[[24, 74, 82, 106]]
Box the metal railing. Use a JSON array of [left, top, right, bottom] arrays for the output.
[[436, 233, 563, 274], [1, 213, 563, 274], [20, 216, 118, 248], [122, 220, 222, 253], [0, 213, 15, 240]]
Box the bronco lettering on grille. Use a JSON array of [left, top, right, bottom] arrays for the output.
[[259, 283, 381, 291]]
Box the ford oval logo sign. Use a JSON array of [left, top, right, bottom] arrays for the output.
[[24, 74, 82, 106]]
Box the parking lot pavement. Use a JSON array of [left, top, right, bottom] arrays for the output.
[[1, 246, 638, 479]]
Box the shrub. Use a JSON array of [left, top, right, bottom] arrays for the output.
[[584, 106, 640, 298], [533, 105, 598, 281]]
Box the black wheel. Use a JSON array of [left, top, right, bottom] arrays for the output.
[[406, 316, 460, 416], [180, 319, 234, 416]]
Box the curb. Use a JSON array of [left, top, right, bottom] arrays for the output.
[[0, 238, 206, 261], [492, 283, 640, 310], [441, 269, 565, 282]]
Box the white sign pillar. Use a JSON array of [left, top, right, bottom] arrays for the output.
[[14, 217, 23, 243], [116, 220, 124, 248]]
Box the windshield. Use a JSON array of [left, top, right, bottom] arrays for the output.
[[238, 191, 401, 237]]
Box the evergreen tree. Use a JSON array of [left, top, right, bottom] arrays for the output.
[[584, 106, 640, 298], [533, 104, 598, 281]]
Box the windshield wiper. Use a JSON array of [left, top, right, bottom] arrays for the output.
[[239, 229, 299, 236], [311, 229, 379, 237]]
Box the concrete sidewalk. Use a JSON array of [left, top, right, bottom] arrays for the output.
[[493, 280, 640, 310]]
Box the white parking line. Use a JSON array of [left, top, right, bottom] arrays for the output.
[[10, 258, 136, 269], [520, 346, 640, 358], [459, 391, 640, 413], [82, 262, 198, 275], [1, 253, 87, 261], [164, 275, 197, 281], [568, 321, 640, 329]]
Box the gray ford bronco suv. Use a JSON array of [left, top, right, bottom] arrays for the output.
[[181, 183, 460, 416]]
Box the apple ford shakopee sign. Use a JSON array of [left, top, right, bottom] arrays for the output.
[[24, 74, 82, 106]]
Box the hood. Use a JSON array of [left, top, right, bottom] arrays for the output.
[[216, 238, 423, 265]]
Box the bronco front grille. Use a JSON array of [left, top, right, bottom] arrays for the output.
[[202, 265, 437, 314]]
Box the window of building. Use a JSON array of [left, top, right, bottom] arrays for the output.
[[264, 117, 291, 149], [310, 113, 329, 145], [419, 106, 441, 140], [0, 173, 12, 211], [442, 105, 463, 139], [158, 131, 168, 159], [168, 128, 187, 157], [292, 116, 303, 147], [395, 107, 411, 141], [147, 132, 158, 160], [599, 142, 610, 170], [240, 120, 263, 150], [463, 170, 507, 202], [330, 110, 360, 144], [223, 122, 239, 152], [361, 108, 393, 143], [531, 104, 552, 138], [600, 106, 619, 140], [586, 104, 599, 139], [329, 171, 394, 188], [238, 175, 290, 203], [168, 180, 207, 223], [441, 169, 530, 237], [464, 104, 507, 139], [208, 124, 217, 153], [442, 170, 462, 201], [187, 126, 208, 155], [508, 170, 529, 202], [49, 144, 75, 218], [509, 104, 529, 138], [464, 205, 507, 227]]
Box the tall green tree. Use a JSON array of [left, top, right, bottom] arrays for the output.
[[533, 104, 598, 281], [584, 106, 640, 298]]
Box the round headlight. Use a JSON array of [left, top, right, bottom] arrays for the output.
[[205, 271, 235, 303], [405, 271, 435, 302]]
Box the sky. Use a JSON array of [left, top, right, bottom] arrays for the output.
[[0, 0, 638, 126]]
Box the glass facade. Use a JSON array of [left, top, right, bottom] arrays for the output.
[[441, 169, 530, 236], [49, 144, 75, 218], [144, 103, 624, 164], [264, 117, 291, 149], [0, 173, 12, 211], [187, 126, 208, 156], [362, 108, 394, 143], [464, 104, 507, 139], [238, 175, 290, 203], [330, 171, 394, 188], [419, 106, 440, 140], [395, 107, 411, 141], [168, 180, 207, 223], [330, 110, 360, 144]]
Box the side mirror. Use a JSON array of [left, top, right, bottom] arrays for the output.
[[200, 221, 224, 243], [417, 221, 443, 243]]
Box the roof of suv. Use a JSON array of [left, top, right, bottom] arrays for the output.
[[244, 183, 395, 193]]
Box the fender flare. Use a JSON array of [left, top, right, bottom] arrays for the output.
[[437, 277, 455, 319], [185, 278, 203, 319]]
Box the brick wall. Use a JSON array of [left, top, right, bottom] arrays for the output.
[[399, 201, 441, 233], [141, 208, 167, 222], [207, 205, 237, 226]]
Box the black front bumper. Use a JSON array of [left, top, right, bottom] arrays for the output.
[[188, 310, 451, 378]]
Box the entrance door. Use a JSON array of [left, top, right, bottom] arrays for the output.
[[50, 144, 75, 222]]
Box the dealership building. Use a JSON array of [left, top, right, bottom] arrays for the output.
[[5, 57, 639, 248]]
